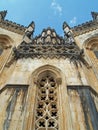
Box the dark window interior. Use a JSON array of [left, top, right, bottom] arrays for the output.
[[0, 47, 3, 55], [94, 51, 98, 59]]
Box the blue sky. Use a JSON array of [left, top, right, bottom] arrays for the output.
[[0, 0, 98, 36]]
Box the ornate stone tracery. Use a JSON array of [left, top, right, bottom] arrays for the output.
[[10, 22, 89, 68], [35, 72, 59, 130]]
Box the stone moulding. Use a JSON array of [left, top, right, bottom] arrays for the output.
[[0, 84, 28, 94]]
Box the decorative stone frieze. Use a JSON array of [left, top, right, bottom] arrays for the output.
[[11, 22, 89, 67]]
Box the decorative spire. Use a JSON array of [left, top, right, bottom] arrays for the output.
[[63, 21, 74, 43], [91, 12, 98, 21], [0, 10, 7, 21], [63, 22, 70, 37], [28, 21, 35, 36], [23, 21, 35, 43]]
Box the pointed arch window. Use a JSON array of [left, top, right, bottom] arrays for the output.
[[34, 71, 59, 130]]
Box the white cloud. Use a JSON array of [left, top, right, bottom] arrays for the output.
[[70, 17, 77, 25], [51, 0, 62, 16]]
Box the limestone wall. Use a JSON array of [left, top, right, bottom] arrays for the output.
[[0, 58, 98, 130], [0, 24, 98, 130], [4, 58, 88, 86], [0, 28, 23, 46], [74, 29, 98, 49]]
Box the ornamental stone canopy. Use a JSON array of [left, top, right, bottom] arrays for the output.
[[12, 22, 89, 68]]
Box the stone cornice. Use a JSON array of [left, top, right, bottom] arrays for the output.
[[0, 19, 26, 35], [72, 20, 98, 36]]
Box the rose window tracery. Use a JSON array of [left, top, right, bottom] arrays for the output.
[[35, 74, 59, 130]]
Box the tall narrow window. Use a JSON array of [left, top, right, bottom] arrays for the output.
[[35, 72, 59, 130]]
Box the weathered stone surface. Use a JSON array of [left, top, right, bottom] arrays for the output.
[[0, 11, 98, 130]]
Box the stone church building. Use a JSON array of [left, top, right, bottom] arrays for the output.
[[0, 10, 98, 130]]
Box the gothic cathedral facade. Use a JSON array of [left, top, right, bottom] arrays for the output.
[[0, 11, 98, 130]]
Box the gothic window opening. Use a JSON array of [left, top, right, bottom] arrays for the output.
[[34, 72, 59, 130]]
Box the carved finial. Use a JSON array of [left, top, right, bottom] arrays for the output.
[[63, 21, 70, 30], [0, 10, 7, 21], [63, 21, 74, 43], [23, 21, 35, 43], [91, 12, 98, 21], [63, 22, 71, 38], [28, 21, 35, 34]]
